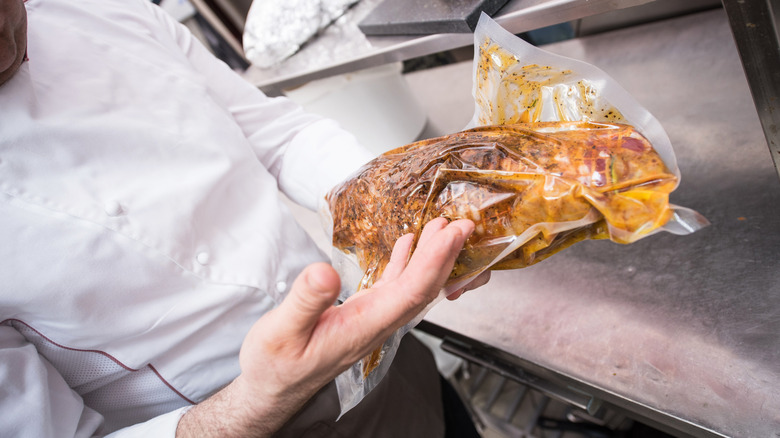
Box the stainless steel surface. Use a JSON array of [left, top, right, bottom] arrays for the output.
[[358, 0, 510, 35], [425, 322, 718, 437], [241, 0, 653, 95], [575, 0, 720, 36], [722, 0, 780, 181], [408, 9, 780, 438], [441, 338, 596, 414], [280, 6, 780, 436]]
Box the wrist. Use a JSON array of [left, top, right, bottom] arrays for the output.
[[176, 377, 283, 438]]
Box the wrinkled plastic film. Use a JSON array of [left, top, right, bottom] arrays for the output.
[[468, 13, 707, 236], [469, 13, 678, 179], [326, 14, 708, 418], [329, 122, 695, 290]]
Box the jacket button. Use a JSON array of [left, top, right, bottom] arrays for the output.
[[196, 252, 210, 265], [104, 200, 123, 216], [276, 281, 287, 293]]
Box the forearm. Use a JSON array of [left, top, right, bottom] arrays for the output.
[[176, 375, 311, 438]]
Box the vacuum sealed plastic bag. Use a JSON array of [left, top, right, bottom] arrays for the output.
[[326, 13, 708, 417]]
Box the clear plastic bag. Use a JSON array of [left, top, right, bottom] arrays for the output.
[[325, 13, 708, 417]]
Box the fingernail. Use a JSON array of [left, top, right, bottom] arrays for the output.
[[306, 272, 328, 293], [451, 230, 468, 252], [304, 264, 340, 296]]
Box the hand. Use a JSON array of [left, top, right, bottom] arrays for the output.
[[445, 269, 491, 301], [177, 218, 475, 437]]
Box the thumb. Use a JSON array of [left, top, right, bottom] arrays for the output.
[[276, 263, 341, 339]]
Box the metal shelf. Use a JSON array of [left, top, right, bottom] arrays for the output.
[[240, 0, 653, 95]]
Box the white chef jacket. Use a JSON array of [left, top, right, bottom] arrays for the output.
[[0, 0, 379, 435]]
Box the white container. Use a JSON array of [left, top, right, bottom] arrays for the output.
[[283, 62, 428, 156]]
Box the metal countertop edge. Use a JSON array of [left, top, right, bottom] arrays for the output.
[[417, 320, 728, 438], [248, 0, 653, 94]]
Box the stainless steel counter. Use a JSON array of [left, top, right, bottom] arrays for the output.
[[281, 6, 780, 437], [406, 8, 780, 438], [241, 0, 653, 95]]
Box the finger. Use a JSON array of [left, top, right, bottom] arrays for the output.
[[416, 217, 450, 248], [332, 221, 475, 358], [373, 233, 415, 287], [382, 219, 474, 320], [400, 219, 474, 293], [275, 263, 341, 340], [377, 218, 452, 287], [446, 270, 491, 301], [446, 287, 466, 301], [465, 270, 491, 292]]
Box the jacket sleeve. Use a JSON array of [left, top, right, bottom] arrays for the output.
[[103, 409, 189, 438], [140, 0, 374, 211], [0, 324, 188, 438], [0, 324, 100, 437]]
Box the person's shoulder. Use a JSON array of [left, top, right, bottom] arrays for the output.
[[33, 0, 179, 46], [28, 0, 158, 23]]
